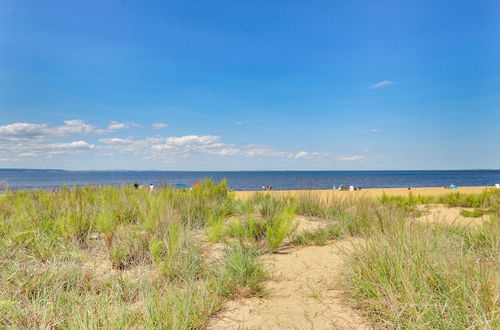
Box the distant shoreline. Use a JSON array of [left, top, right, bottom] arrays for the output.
[[1, 168, 500, 172]]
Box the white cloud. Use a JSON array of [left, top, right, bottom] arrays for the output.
[[152, 136, 227, 155], [0, 139, 95, 160], [0, 119, 132, 141], [295, 151, 310, 159], [107, 121, 128, 130], [98, 137, 133, 145], [53, 120, 101, 136], [166, 135, 219, 146], [369, 80, 395, 89], [151, 144, 175, 151], [98, 134, 328, 162], [44, 141, 95, 150], [152, 122, 169, 130], [0, 119, 335, 165], [293, 151, 329, 161], [212, 147, 241, 156], [0, 123, 49, 139], [18, 152, 38, 157], [361, 128, 381, 134], [337, 155, 366, 161]]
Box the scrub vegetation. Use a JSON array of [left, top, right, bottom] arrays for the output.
[[0, 183, 498, 329], [293, 189, 499, 328], [0, 180, 267, 328]]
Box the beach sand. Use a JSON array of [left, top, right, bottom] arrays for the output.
[[209, 202, 491, 329], [235, 186, 492, 200], [209, 238, 372, 330]]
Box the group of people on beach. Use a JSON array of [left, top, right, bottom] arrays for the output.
[[332, 185, 362, 191], [133, 183, 154, 191]]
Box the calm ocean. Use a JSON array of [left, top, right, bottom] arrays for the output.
[[1, 169, 500, 191]]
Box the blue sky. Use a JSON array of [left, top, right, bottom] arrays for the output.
[[0, 0, 499, 170]]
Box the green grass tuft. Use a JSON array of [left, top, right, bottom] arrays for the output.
[[291, 223, 343, 246]]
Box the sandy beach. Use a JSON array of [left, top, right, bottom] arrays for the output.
[[235, 186, 493, 200]]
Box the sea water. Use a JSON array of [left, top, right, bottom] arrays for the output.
[[1, 169, 499, 191]]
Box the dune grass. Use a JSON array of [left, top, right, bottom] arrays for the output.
[[238, 189, 499, 328], [290, 223, 343, 246], [1, 184, 498, 329], [379, 188, 500, 209], [460, 208, 494, 218], [342, 191, 499, 329], [0, 180, 269, 329], [206, 195, 299, 252]]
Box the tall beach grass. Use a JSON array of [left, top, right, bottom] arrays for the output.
[[0, 180, 268, 329], [1, 184, 498, 328]]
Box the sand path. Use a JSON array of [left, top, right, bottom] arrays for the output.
[[209, 238, 372, 330]]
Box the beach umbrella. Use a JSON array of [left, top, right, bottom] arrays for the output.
[[191, 182, 203, 186]]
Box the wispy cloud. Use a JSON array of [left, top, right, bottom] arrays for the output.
[[0, 139, 96, 160], [107, 121, 139, 130], [100, 134, 329, 161], [0, 119, 332, 165], [44, 141, 95, 150], [361, 128, 381, 134], [295, 151, 310, 159], [293, 151, 328, 160], [369, 80, 395, 89], [337, 155, 366, 161], [152, 122, 169, 130], [0, 120, 130, 141]]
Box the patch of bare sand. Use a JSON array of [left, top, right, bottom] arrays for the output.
[[209, 238, 372, 330], [416, 204, 488, 226]]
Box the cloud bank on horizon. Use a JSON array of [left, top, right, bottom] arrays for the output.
[[0, 120, 366, 169]]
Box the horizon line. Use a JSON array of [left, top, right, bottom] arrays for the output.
[[1, 168, 499, 172]]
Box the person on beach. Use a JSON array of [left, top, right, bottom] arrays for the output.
[[133, 183, 139, 190], [147, 183, 154, 191]]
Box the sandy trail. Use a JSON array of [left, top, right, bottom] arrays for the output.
[[209, 238, 372, 330], [208, 198, 493, 329]]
